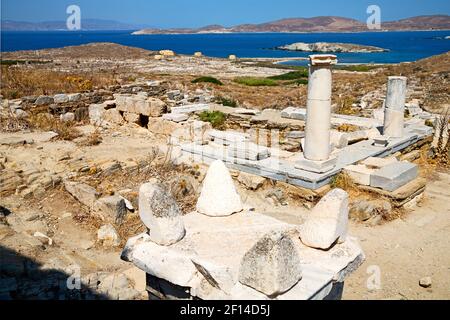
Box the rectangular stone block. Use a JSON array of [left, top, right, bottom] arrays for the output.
[[370, 162, 418, 192], [295, 155, 337, 174], [171, 104, 210, 114], [209, 130, 249, 145], [360, 157, 398, 169], [344, 165, 375, 186], [228, 142, 270, 161], [162, 113, 189, 123]]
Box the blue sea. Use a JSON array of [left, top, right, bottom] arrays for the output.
[[1, 30, 449, 65]]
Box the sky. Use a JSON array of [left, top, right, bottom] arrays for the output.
[[1, 0, 450, 28]]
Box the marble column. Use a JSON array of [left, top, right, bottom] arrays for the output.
[[296, 54, 338, 173], [384, 76, 407, 138]]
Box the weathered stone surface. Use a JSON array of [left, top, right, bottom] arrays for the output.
[[361, 157, 398, 169], [123, 112, 140, 124], [97, 224, 121, 247], [350, 199, 392, 222], [139, 182, 186, 246], [227, 142, 270, 161], [0, 136, 34, 146], [103, 108, 124, 124], [237, 172, 266, 190], [238, 231, 302, 296], [88, 103, 107, 126], [370, 162, 418, 192], [54, 94, 69, 104], [171, 104, 210, 115], [35, 95, 54, 106], [299, 189, 348, 250], [64, 181, 100, 209], [162, 113, 189, 123], [196, 160, 243, 217], [94, 196, 127, 224], [344, 164, 375, 186], [114, 94, 167, 117], [384, 76, 407, 138], [209, 130, 249, 146], [419, 277, 432, 288], [60, 112, 75, 122], [122, 211, 364, 300], [144, 98, 166, 117], [68, 93, 82, 102], [296, 154, 337, 173]]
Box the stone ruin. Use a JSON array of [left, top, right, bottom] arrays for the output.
[[121, 159, 365, 300], [173, 54, 433, 207], [116, 54, 438, 300]]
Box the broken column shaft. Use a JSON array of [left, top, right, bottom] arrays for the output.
[[296, 54, 337, 173], [383, 76, 407, 138]]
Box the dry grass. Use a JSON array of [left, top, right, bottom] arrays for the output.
[[78, 129, 103, 147], [337, 124, 359, 132], [0, 65, 117, 99], [28, 113, 81, 140], [330, 172, 361, 199]]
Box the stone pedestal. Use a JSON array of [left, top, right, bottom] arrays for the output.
[[296, 55, 337, 173], [384, 76, 407, 138]]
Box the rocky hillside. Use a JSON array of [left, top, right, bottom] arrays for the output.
[[133, 15, 450, 34]]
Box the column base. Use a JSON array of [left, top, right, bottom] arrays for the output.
[[295, 154, 338, 173]]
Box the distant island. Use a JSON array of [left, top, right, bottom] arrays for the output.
[[1, 19, 149, 31], [275, 42, 388, 53], [132, 15, 450, 35]]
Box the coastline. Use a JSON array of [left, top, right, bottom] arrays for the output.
[[130, 29, 450, 36]]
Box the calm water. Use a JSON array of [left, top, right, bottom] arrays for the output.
[[1, 30, 449, 65]]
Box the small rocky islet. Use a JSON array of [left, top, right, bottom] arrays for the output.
[[275, 42, 389, 53]]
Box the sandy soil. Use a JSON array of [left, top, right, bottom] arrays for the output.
[[343, 171, 450, 300]]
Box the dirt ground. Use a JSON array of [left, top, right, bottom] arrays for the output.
[[343, 171, 450, 300]]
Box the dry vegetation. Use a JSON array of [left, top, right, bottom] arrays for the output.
[[28, 112, 81, 140], [0, 65, 117, 99]]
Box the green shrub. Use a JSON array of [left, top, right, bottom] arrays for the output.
[[268, 69, 309, 80], [334, 64, 382, 72], [198, 111, 227, 128], [291, 79, 309, 86], [192, 76, 223, 85], [234, 77, 277, 86], [215, 96, 238, 108]]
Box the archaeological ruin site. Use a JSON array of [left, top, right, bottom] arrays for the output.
[[1, 42, 449, 302]]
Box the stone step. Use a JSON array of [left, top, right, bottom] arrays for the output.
[[370, 162, 419, 192]]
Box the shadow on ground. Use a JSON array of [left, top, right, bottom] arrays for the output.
[[0, 245, 110, 300]]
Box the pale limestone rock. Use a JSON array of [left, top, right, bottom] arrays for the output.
[[54, 94, 69, 104], [123, 112, 140, 124], [344, 165, 375, 186], [361, 157, 398, 169], [97, 224, 120, 247], [238, 231, 302, 296], [159, 50, 175, 56], [299, 189, 349, 250], [162, 113, 189, 123], [60, 112, 75, 122], [139, 182, 185, 246], [237, 172, 266, 190], [103, 109, 124, 125], [94, 195, 127, 224], [196, 160, 243, 217], [64, 181, 100, 209]]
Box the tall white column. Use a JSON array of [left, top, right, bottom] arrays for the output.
[[296, 55, 338, 173], [384, 76, 407, 138]]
